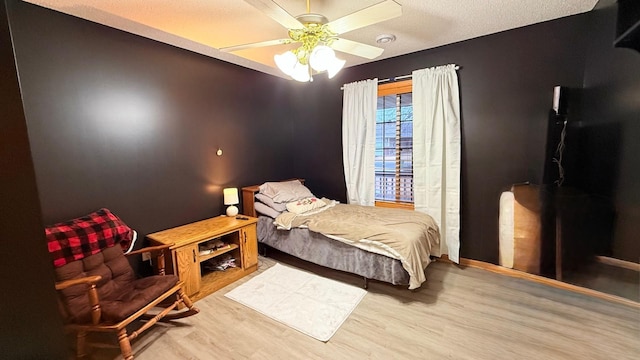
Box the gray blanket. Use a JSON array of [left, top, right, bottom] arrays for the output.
[[275, 203, 440, 289]]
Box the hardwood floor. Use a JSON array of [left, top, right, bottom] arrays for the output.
[[562, 260, 640, 303], [87, 252, 640, 360]]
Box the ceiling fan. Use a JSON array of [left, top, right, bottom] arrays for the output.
[[221, 0, 402, 82]]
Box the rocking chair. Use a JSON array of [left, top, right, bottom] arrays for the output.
[[47, 208, 199, 359]]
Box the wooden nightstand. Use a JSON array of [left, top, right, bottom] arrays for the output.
[[147, 215, 258, 302]]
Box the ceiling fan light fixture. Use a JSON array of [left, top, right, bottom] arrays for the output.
[[290, 62, 311, 82], [274, 51, 297, 75], [309, 45, 335, 71], [327, 57, 346, 79], [226, 0, 402, 83]]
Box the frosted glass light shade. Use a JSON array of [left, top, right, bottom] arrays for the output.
[[327, 57, 346, 79], [309, 45, 335, 71], [276, 46, 343, 81], [274, 51, 297, 75], [290, 62, 310, 82]]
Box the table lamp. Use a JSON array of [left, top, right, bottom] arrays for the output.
[[223, 187, 239, 216]]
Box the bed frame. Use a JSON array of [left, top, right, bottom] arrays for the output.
[[241, 179, 410, 288]]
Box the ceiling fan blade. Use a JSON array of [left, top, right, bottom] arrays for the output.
[[220, 38, 291, 53], [327, 0, 402, 35], [331, 38, 384, 59], [244, 0, 303, 30]]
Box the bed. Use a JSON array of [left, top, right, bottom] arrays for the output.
[[241, 179, 440, 289]]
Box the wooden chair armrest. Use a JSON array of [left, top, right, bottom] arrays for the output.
[[125, 244, 171, 256], [125, 244, 171, 275], [56, 275, 103, 324], [55, 275, 102, 291]]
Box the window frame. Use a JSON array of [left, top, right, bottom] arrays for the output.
[[375, 80, 414, 210]]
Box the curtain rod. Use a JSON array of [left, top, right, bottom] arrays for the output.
[[378, 73, 413, 84], [340, 65, 460, 90]]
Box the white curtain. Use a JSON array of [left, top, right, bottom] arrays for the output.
[[412, 64, 461, 263], [342, 79, 378, 205]]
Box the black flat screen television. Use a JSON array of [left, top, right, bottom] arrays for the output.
[[614, 0, 640, 52]]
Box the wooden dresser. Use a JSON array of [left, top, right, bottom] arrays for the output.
[[147, 215, 258, 302]]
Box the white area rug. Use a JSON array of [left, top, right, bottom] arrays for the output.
[[224, 263, 367, 342]]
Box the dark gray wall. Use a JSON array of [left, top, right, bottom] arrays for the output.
[[2, 5, 637, 356], [292, 14, 591, 264], [8, 0, 298, 236], [0, 0, 67, 357], [580, 2, 640, 262]]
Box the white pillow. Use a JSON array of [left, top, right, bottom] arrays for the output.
[[254, 201, 282, 219], [286, 197, 327, 214], [259, 180, 314, 203], [255, 193, 288, 212]]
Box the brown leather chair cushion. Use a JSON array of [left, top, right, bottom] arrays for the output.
[[55, 246, 179, 324]]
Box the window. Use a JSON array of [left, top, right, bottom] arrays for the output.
[[375, 80, 413, 207]]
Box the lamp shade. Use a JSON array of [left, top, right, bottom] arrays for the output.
[[223, 188, 239, 205]]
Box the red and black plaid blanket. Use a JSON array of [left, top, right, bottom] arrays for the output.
[[46, 208, 134, 268]]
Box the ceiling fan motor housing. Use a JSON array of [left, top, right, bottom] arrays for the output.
[[288, 13, 337, 63], [295, 13, 329, 26]]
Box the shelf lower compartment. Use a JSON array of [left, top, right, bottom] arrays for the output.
[[190, 267, 250, 303]]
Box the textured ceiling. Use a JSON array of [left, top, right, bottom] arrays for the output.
[[23, 0, 599, 79]]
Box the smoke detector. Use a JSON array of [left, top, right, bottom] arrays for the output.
[[376, 34, 396, 44]]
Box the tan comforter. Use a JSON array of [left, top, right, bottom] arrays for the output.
[[275, 203, 440, 289]]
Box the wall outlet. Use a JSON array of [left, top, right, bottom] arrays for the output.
[[142, 252, 151, 261]]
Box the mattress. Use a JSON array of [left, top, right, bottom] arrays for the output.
[[257, 216, 409, 286]]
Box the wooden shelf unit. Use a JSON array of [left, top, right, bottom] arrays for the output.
[[147, 215, 258, 303], [199, 243, 239, 263]]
